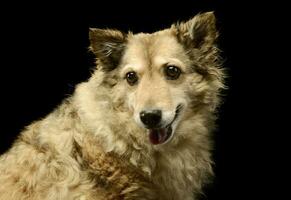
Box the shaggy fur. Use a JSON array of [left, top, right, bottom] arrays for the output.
[[0, 12, 225, 200]]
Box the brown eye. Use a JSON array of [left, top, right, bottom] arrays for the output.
[[164, 65, 181, 80], [125, 71, 138, 85]]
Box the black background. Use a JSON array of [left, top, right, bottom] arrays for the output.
[[0, 1, 285, 199]]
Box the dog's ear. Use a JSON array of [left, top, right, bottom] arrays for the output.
[[175, 12, 217, 49], [89, 28, 127, 71]]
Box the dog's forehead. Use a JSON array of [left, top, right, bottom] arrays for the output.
[[121, 30, 185, 70]]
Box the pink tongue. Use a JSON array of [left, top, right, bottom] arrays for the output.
[[149, 129, 166, 145]]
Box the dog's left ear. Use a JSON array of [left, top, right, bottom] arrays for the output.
[[89, 28, 127, 71], [175, 12, 217, 49]]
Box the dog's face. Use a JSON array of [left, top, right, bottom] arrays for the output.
[[89, 12, 224, 146], [120, 31, 189, 145]]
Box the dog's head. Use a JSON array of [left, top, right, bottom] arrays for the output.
[[88, 12, 224, 146]]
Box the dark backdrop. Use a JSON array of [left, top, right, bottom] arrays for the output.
[[0, 1, 283, 199]]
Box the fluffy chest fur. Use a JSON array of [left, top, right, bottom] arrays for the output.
[[73, 121, 212, 200]]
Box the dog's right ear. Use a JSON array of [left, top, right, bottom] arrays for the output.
[[89, 28, 127, 71]]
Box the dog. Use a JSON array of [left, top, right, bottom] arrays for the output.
[[0, 12, 225, 200]]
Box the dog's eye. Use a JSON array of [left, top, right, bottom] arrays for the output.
[[164, 65, 181, 80], [125, 71, 138, 85]]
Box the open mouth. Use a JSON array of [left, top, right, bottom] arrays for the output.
[[148, 104, 183, 145]]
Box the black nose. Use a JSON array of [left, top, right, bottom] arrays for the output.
[[140, 110, 162, 128]]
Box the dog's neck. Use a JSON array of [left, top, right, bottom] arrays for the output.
[[74, 125, 213, 200]]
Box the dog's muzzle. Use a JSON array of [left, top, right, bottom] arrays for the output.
[[140, 105, 183, 145]]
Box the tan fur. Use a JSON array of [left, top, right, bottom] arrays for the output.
[[0, 12, 225, 199]]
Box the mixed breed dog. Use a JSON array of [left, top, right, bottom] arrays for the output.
[[0, 12, 225, 200]]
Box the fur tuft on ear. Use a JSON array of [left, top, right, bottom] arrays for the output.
[[175, 12, 218, 49], [89, 28, 127, 71]]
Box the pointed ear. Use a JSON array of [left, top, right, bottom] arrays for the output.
[[89, 28, 127, 71], [175, 12, 218, 49]]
